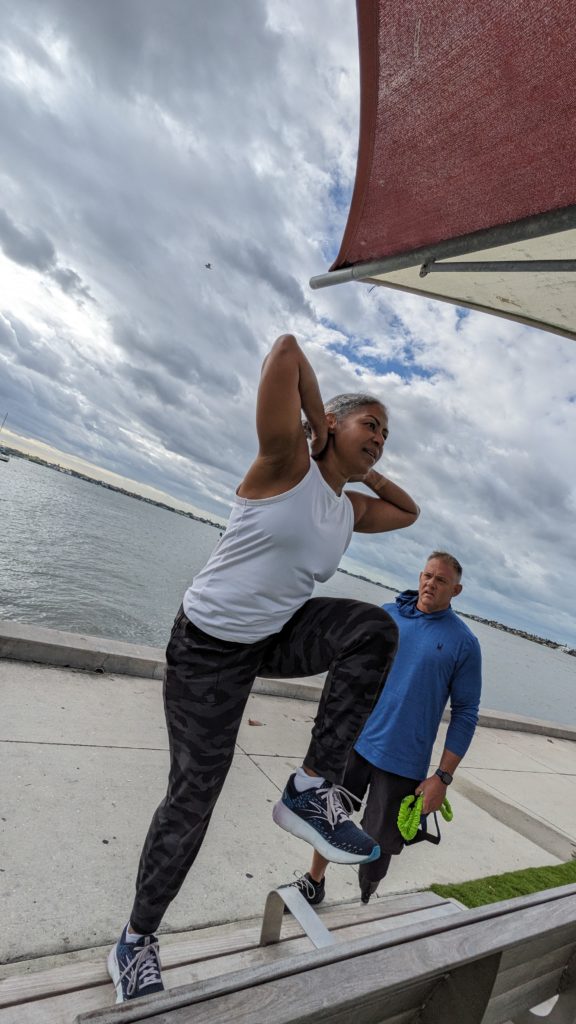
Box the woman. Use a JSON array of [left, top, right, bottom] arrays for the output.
[[109, 334, 419, 1002]]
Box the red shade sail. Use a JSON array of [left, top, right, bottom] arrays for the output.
[[311, 0, 576, 341]]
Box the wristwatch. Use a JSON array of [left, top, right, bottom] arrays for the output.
[[435, 768, 453, 786]]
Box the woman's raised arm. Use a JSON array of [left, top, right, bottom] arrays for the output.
[[238, 334, 327, 497], [256, 334, 327, 459]]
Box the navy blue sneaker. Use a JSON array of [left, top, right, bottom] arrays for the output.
[[272, 774, 380, 865], [107, 925, 164, 1003]]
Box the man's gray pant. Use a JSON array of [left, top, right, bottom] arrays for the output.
[[130, 597, 398, 934]]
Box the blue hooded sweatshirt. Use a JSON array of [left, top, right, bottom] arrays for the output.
[[354, 590, 482, 780]]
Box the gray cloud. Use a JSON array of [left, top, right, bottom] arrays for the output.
[[0, 312, 17, 349], [211, 236, 314, 318], [49, 266, 93, 302], [0, 208, 55, 270], [22, 0, 279, 112], [0, 312, 66, 378], [0, 208, 93, 303], [112, 319, 242, 397], [118, 362, 188, 410]]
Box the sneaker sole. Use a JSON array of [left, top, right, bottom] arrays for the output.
[[272, 800, 381, 865], [107, 947, 124, 1004]]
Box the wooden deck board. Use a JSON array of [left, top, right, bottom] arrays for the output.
[[4, 887, 576, 1024], [82, 897, 576, 1024], [0, 889, 448, 1000], [0, 893, 459, 1023]]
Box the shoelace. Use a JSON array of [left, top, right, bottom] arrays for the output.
[[120, 940, 162, 997], [308, 783, 360, 827], [288, 872, 320, 899]]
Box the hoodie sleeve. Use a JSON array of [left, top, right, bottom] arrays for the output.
[[445, 635, 482, 757]]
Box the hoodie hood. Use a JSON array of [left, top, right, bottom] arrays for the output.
[[395, 589, 452, 619]]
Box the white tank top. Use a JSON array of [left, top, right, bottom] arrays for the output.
[[183, 460, 355, 643]]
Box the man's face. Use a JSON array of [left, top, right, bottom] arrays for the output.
[[417, 558, 462, 614]]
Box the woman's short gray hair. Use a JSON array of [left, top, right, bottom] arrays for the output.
[[324, 393, 387, 420], [303, 393, 387, 438]]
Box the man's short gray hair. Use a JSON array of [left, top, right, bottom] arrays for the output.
[[427, 551, 463, 579]]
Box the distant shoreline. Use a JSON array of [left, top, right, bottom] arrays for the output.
[[3, 447, 220, 528], [6, 448, 574, 657], [335, 567, 574, 655]]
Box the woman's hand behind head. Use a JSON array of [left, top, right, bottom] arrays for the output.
[[309, 424, 330, 459]]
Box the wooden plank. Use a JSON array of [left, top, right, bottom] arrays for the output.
[[141, 975, 437, 1024], [0, 987, 107, 1024], [491, 930, 576, 974], [0, 906, 462, 1024], [75, 953, 457, 1024], [0, 892, 456, 1008], [76, 896, 576, 1023], [0, 963, 109, 1012], [488, 947, 576, 1024], [481, 967, 566, 1024], [491, 939, 576, 996], [161, 905, 460, 990], [1, 974, 434, 1024], [418, 954, 501, 1024], [378, 1014, 424, 1024], [7, 886, 576, 1024], [323, 889, 452, 921], [9, 878, 564, 1010]]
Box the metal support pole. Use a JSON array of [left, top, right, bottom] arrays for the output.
[[420, 260, 576, 277], [309, 203, 576, 289]]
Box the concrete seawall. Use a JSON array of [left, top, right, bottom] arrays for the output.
[[1, 618, 575, 742]]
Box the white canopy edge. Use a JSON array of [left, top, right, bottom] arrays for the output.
[[312, 229, 576, 342]]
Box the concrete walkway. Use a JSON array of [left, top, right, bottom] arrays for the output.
[[1, 643, 575, 974]]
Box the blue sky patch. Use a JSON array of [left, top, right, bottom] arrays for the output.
[[455, 307, 471, 330], [326, 334, 434, 382], [352, 349, 434, 381]]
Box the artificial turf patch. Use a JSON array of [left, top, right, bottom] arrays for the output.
[[430, 860, 576, 908]]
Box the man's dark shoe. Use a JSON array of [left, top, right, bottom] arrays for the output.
[[360, 880, 379, 904], [272, 774, 380, 865], [282, 872, 326, 913]]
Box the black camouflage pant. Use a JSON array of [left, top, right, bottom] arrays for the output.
[[130, 597, 398, 934]]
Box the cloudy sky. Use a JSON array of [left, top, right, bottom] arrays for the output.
[[1, 0, 575, 646]]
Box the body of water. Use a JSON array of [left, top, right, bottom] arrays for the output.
[[1, 457, 574, 725]]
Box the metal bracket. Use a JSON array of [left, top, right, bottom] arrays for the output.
[[420, 259, 576, 277], [259, 886, 336, 949]]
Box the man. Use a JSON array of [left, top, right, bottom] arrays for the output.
[[287, 551, 481, 905]]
